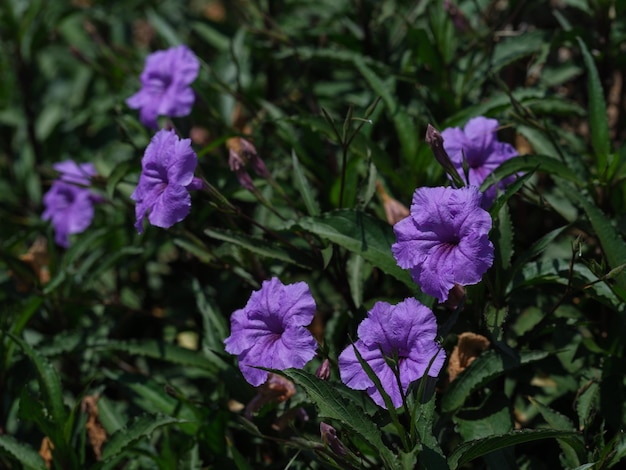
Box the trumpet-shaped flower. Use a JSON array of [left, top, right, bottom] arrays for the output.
[[131, 129, 199, 233], [42, 161, 98, 248], [338, 298, 445, 409], [392, 186, 494, 302], [126, 45, 199, 129], [441, 116, 518, 206], [224, 278, 318, 386]]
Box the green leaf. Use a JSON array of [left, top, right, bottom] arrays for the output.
[[346, 254, 371, 308], [448, 429, 580, 469], [292, 150, 321, 216], [192, 278, 229, 352], [415, 394, 449, 470], [8, 334, 67, 429], [0, 435, 47, 470], [510, 226, 569, 276], [297, 209, 415, 289], [353, 57, 417, 161], [567, 187, 626, 297], [96, 340, 228, 375], [99, 414, 183, 463], [204, 228, 312, 269], [490, 31, 549, 74], [479, 155, 583, 192], [278, 368, 399, 469], [529, 397, 586, 467], [442, 350, 549, 413], [576, 37, 610, 174], [576, 381, 599, 430]]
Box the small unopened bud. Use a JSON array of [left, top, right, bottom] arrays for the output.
[[228, 148, 256, 191], [444, 0, 470, 32], [186, 177, 205, 191], [240, 138, 270, 179], [426, 124, 466, 188], [376, 181, 409, 225], [315, 359, 331, 381], [320, 423, 347, 457]]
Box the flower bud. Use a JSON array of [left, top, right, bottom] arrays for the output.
[[315, 359, 331, 381], [320, 423, 347, 457], [426, 124, 466, 188]]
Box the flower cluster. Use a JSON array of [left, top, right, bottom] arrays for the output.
[[339, 298, 445, 409], [132, 129, 202, 233], [126, 45, 200, 129], [392, 186, 494, 303], [441, 116, 518, 207], [224, 278, 318, 386], [42, 160, 100, 248]]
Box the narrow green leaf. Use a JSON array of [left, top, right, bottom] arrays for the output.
[[510, 225, 569, 276], [479, 155, 583, 192], [292, 150, 321, 216], [297, 209, 415, 289], [575, 381, 599, 430], [99, 414, 183, 462], [346, 254, 371, 308], [567, 187, 626, 297], [415, 395, 449, 470], [576, 37, 610, 174], [192, 278, 229, 352], [353, 57, 417, 160], [8, 334, 67, 428], [0, 435, 47, 470], [442, 350, 549, 413], [278, 368, 398, 469], [448, 429, 580, 469], [204, 228, 312, 269], [96, 340, 228, 374], [529, 397, 586, 467]]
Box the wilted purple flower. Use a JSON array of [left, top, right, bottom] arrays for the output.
[[42, 161, 98, 248], [126, 45, 199, 129], [392, 186, 494, 302], [338, 298, 445, 409], [441, 116, 518, 207], [132, 129, 200, 233], [224, 278, 318, 386]]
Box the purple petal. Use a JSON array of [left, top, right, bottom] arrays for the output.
[[147, 183, 191, 228]]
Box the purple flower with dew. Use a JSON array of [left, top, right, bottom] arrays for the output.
[[126, 45, 199, 129], [224, 278, 318, 386], [338, 298, 445, 409], [42, 160, 98, 248], [132, 129, 200, 233], [392, 186, 494, 303], [441, 116, 518, 207]]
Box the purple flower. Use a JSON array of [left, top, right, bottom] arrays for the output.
[[338, 298, 445, 409], [224, 278, 318, 386], [392, 186, 494, 302], [42, 161, 98, 248], [132, 129, 200, 233], [441, 116, 518, 206], [126, 45, 199, 129]]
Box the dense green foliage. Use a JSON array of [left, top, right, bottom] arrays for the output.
[[1, 0, 626, 468]]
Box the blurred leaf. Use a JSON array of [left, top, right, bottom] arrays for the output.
[[353, 57, 417, 161], [448, 429, 581, 469], [8, 334, 67, 431], [490, 31, 549, 74], [191, 277, 229, 352], [98, 414, 183, 464], [0, 435, 47, 470], [346, 253, 371, 308], [576, 37, 610, 175], [278, 368, 398, 470], [442, 349, 549, 413], [204, 227, 312, 269], [292, 150, 321, 217], [297, 209, 415, 289], [98, 340, 228, 375]]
